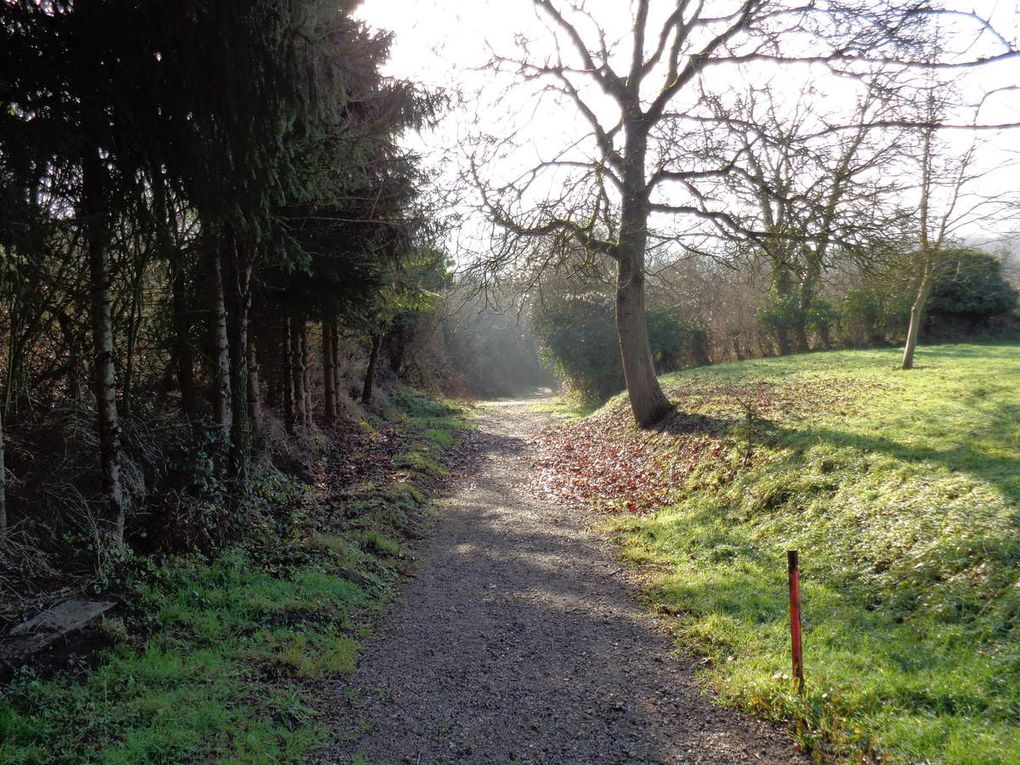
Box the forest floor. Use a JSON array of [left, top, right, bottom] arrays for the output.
[[313, 398, 804, 764]]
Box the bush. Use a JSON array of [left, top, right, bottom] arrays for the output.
[[805, 298, 840, 348], [534, 293, 624, 400], [646, 308, 710, 371], [534, 293, 708, 401], [929, 249, 1018, 319], [837, 287, 912, 347]]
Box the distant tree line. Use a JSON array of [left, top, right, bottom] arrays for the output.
[[503, 246, 1017, 402]]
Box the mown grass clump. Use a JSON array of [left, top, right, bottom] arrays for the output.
[[598, 341, 1020, 764], [0, 389, 468, 764]]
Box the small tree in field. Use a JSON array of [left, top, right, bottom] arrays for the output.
[[898, 81, 1008, 370]]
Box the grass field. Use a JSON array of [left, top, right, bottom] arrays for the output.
[[0, 392, 466, 765], [595, 341, 1019, 764]]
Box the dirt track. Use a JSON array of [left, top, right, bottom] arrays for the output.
[[313, 399, 805, 764]]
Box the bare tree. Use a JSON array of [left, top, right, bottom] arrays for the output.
[[900, 88, 981, 370], [469, 0, 998, 426], [705, 82, 908, 354]]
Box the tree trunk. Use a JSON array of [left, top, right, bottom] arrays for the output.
[[290, 315, 307, 428], [333, 319, 344, 411], [903, 115, 937, 372], [773, 269, 796, 356], [0, 402, 6, 537], [171, 255, 197, 419], [153, 170, 197, 419], [221, 243, 253, 480], [795, 258, 822, 352], [616, 121, 671, 428], [361, 332, 382, 405], [209, 249, 232, 439], [902, 255, 934, 370], [82, 149, 125, 542], [322, 321, 336, 425], [283, 315, 296, 431], [57, 312, 84, 403], [301, 322, 312, 426], [121, 258, 145, 419], [247, 336, 261, 429], [616, 254, 671, 427]]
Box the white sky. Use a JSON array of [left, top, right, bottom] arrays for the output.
[[356, 0, 1020, 256]]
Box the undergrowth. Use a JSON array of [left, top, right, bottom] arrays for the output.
[[0, 389, 467, 764], [559, 341, 1019, 764]]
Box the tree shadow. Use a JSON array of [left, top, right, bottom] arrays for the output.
[[772, 398, 1020, 504], [316, 424, 803, 764]]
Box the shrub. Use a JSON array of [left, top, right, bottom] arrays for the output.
[[534, 292, 624, 400], [930, 248, 1018, 319], [534, 293, 708, 401]]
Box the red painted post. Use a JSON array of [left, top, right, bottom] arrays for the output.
[[788, 549, 805, 695]]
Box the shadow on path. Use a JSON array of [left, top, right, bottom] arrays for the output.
[[312, 399, 805, 764]]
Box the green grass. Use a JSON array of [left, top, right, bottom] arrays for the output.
[[0, 550, 358, 764], [526, 393, 603, 421], [0, 388, 468, 764], [599, 341, 1020, 764]]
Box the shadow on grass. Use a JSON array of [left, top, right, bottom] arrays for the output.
[[772, 402, 1020, 504]]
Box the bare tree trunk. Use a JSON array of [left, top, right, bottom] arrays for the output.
[[153, 170, 197, 419], [616, 254, 671, 427], [902, 108, 940, 372], [0, 403, 6, 537], [247, 336, 261, 430], [283, 315, 296, 431], [301, 322, 312, 426], [82, 149, 125, 542], [221, 243, 253, 480], [322, 320, 336, 425], [171, 256, 197, 419], [209, 249, 232, 439], [121, 253, 145, 419], [902, 256, 934, 370], [361, 332, 382, 405], [332, 319, 343, 411], [772, 269, 796, 356], [616, 125, 671, 428], [290, 315, 307, 428], [57, 312, 84, 403]]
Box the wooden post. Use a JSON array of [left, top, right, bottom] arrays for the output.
[[788, 550, 805, 695]]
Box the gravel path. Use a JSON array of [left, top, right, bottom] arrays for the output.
[[313, 399, 805, 764]]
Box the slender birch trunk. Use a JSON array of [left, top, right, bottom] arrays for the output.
[[210, 248, 232, 439], [247, 336, 261, 429], [283, 315, 296, 431], [300, 322, 312, 426], [332, 319, 344, 412], [0, 403, 6, 537], [171, 256, 197, 418], [82, 148, 125, 541]]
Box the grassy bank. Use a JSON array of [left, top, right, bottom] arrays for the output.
[[0, 391, 467, 764], [560, 342, 1019, 763]]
